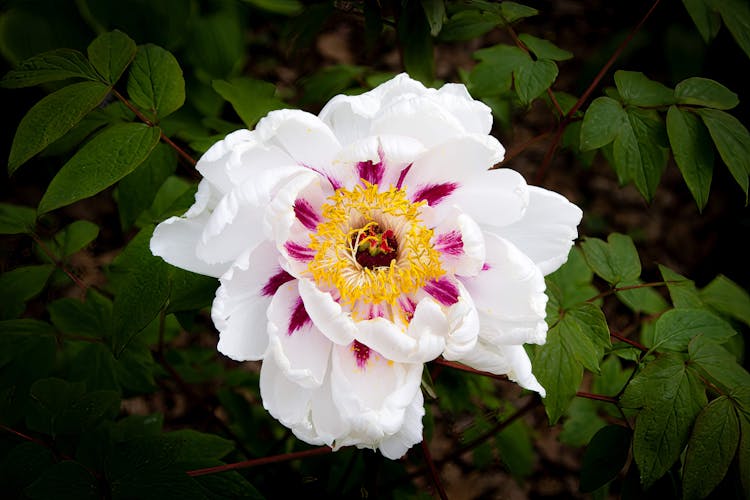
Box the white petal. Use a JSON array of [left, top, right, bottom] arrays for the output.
[[310, 374, 350, 445], [436, 83, 494, 135], [429, 208, 486, 277], [213, 242, 289, 361], [319, 93, 379, 146], [441, 281, 480, 360], [255, 109, 348, 188], [330, 343, 422, 439], [451, 168, 530, 228], [260, 355, 314, 427], [453, 340, 545, 396], [460, 233, 547, 346], [298, 279, 358, 345], [185, 179, 219, 218], [334, 134, 425, 189], [267, 281, 332, 388], [196, 166, 308, 264], [404, 134, 503, 196], [371, 95, 467, 149], [378, 390, 424, 459], [490, 186, 582, 275], [196, 129, 254, 195], [150, 212, 228, 278]]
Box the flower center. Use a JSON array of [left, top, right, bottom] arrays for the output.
[[307, 182, 444, 309]]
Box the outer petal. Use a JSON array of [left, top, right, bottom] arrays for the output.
[[298, 279, 358, 345], [454, 340, 546, 396], [267, 281, 332, 389], [330, 342, 422, 441], [441, 281, 480, 360], [378, 390, 425, 459], [150, 211, 228, 278], [435, 83, 494, 135], [450, 168, 530, 228], [195, 129, 254, 195], [260, 355, 314, 427], [213, 241, 290, 361], [489, 186, 582, 275], [459, 233, 547, 346], [371, 95, 467, 148]]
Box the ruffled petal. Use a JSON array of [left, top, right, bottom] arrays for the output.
[[459, 233, 547, 346], [378, 390, 424, 459], [441, 281, 480, 360], [259, 355, 314, 427], [319, 94, 379, 146], [435, 83, 494, 135], [453, 340, 545, 396], [428, 207, 486, 277], [150, 211, 228, 278], [489, 186, 582, 275], [195, 129, 254, 195], [330, 342, 423, 440], [450, 168, 530, 228], [213, 242, 288, 361], [298, 279, 358, 345], [267, 281, 332, 388]]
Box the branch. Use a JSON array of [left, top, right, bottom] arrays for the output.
[[187, 446, 332, 476], [111, 89, 197, 167], [421, 439, 448, 500], [610, 331, 648, 353], [30, 232, 87, 291], [431, 358, 509, 382], [585, 280, 674, 303], [576, 391, 618, 404]]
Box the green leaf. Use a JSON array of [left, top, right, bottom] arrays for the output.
[[518, 33, 572, 61], [652, 308, 736, 352], [514, 57, 558, 105], [38, 123, 161, 214], [580, 233, 641, 285], [674, 77, 739, 110], [682, 0, 721, 43], [614, 71, 675, 107], [421, 0, 446, 36], [560, 398, 607, 446], [183, 10, 244, 79], [213, 77, 287, 127], [700, 274, 750, 327], [739, 417, 750, 497], [0, 202, 36, 234], [48, 289, 112, 339], [126, 44, 185, 121], [658, 264, 703, 309], [580, 425, 631, 493], [0, 265, 54, 320], [713, 0, 750, 61], [51, 220, 99, 258], [110, 228, 171, 355], [465, 61, 513, 97], [620, 353, 706, 489], [682, 397, 740, 500], [8, 81, 110, 174], [546, 247, 597, 313], [240, 0, 303, 15], [0, 442, 55, 496], [614, 107, 669, 200], [87, 30, 137, 84], [165, 429, 234, 463], [616, 281, 669, 314], [25, 460, 99, 500], [580, 97, 628, 151], [1, 49, 99, 88], [0, 319, 57, 370], [499, 2, 538, 22], [167, 268, 217, 313], [398, 2, 434, 84], [666, 106, 714, 210], [117, 143, 177, 230], [495, 418, 534, 479], [697, 108, 750, 197], [438, 10, 502, 41], [299, 65, 364, 105], [688, 335, 750, 393]]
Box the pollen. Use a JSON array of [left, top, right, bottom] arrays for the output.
[[307, 182, 443, 309]]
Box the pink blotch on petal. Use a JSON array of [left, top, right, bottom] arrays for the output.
[[357, 160, 385, 186], [396, 164, 412, 190], [423, 277, 460, 306], [412, 183, 458, 206], [288, 297, 311, 335], [284, 241, 315, 262], [434, 230, 464, 256], [261, 268, 295, 297], [352, 340, 371, 369], [293, 198, 320, 231]]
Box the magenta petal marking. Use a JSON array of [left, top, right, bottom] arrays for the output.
[[288, 297, 311, 335], [481, 263, 492, 271], [294, 198, 320, 231], [412, 182, 458, 206], [357, 160, 385, 186], [261, 268, 295, 297], [396, 164, 412, 190], [300, 163, 341, 191], [284, 242, 315, 262], [424, 277, 460, 306], [435, 230, 464, 256], [352, 340, 371, 369]]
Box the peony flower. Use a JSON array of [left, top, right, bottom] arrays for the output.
[[150, 73, 582, 459]]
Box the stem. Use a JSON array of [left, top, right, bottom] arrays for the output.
[[421, 439, 448, 500], [586, 280, 673, 303], [611, 331, 648, 352], [431, 358, 509, 382], [30, 232, 87, 291], [187, 446, 332, 476], [533, 0, 661, 184], [497, 130, 552, 167], [111, 89, 197, 167], [576, 391, 618, 404]]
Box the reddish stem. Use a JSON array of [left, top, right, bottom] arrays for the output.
[[30, 232, 87, 291], [497, 130, 553, 167], [421, 439, 448, 500], [111, 89, 197, 167], [610, 331, 648, 352], [576, 391, 618, 404], [187, 446, 332, 476], [431, 358, 509, 382]]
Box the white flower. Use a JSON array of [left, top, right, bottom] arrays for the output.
[[150, 73, 582, 459]]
